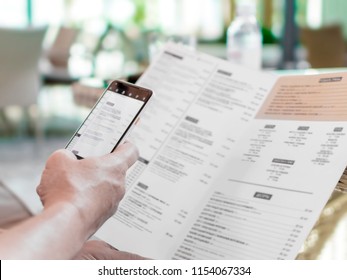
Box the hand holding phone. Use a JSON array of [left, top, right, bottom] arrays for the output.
[[65, 80, 153, 159]]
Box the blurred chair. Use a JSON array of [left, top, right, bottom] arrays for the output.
[[300, 25, 347, 68], [0, 26, 46, 138], [40, 26, 80, 83], [46, 26, 79, 68]]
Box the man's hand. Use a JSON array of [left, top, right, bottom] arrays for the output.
[[36, 142, 139, 235], [74, 240, 148, 260], [0, 143, 140, 259]]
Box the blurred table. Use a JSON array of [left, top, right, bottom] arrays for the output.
[[197, 43, 305, 70]]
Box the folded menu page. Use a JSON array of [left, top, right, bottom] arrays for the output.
[[96, 43, 347, 260]]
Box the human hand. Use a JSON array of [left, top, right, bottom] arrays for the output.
[[36, 142, 139, 234], [73, 240, 148, 260]]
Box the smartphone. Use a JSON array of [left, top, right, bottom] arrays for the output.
[[65, 80, 153, 159]]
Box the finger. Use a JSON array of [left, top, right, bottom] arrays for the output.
[[46, 149, 77, 167], [58, 149, 80, 159], [74, 240, 149, 260], [111, 251, 149, 260], [102, 243, 149, 260], [101, 241, 149, 260], [107, 142, 139, 169]]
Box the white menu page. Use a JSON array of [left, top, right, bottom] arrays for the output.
[[95, 43, 347, 260]]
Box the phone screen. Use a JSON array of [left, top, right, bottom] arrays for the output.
[[66, 80, 152, 159]]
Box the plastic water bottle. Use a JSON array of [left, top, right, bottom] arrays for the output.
[[226, 1, 262, 69]]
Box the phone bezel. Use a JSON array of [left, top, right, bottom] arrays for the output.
[[65, 79, 153, 159]]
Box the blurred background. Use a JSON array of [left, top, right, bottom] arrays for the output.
[[1, 0, 347, 259], [2, 0, 347, 75]]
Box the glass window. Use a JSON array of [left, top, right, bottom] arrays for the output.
[[322, 0, 347, 39], [31, 0, 65, 26], [0, 0, 27, 27]]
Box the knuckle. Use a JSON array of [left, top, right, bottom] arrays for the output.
[[46, 150, 69, 167], [116, 160, 129, 175], [36, 184, 42, 196], [109, 156, 129, 175]]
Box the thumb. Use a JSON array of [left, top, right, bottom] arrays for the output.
[[103, 142, 139, 169]]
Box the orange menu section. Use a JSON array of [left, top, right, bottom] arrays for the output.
[[256, 72, 347, 121]]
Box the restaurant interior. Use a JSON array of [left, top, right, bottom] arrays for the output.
[[1, 0, 347, 259]]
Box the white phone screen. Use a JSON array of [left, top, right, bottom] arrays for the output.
[[66, 81, 151, 158]]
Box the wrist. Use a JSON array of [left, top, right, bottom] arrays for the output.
[[55, 198, 112, 236], [43, 201, 95, 239]]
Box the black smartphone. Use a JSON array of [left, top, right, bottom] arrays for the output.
[[65, 80, 153, 159]]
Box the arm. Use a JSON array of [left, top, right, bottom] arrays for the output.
[[0, 142, 139, 259], [0, 203, 90, 259]]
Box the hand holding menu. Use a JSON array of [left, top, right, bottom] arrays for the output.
[[96, 43, 347, 259]]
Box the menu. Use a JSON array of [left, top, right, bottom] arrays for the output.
[[95, 43, 347, 260]]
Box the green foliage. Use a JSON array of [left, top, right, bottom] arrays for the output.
[[132, 0, 146, 26], [262, 26, 279, 44]]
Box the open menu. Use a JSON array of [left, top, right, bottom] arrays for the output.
[[95, 43, 347, 260]]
